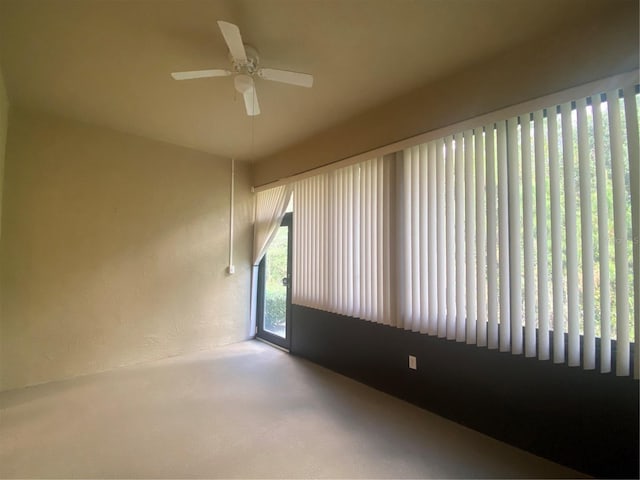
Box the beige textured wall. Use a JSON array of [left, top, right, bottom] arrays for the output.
[[0, 62, 8, 372], [0, 108, 253, 391], [253, 3, 639, 187], [0, 63, 8, 239]]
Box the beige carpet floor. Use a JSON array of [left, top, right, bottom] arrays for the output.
[[0, 340, 586, 478]]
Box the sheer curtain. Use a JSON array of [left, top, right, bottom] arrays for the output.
[[251, 185, 292, 334], [253, 185, 292, 265]]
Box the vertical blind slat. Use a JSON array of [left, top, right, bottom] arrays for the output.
[[292, 184, 298, 301], [372, 160, 380, 322], [445, 136, 456, 339], [475, 128, 488, 347], [339, 171, 346, 313], [353, 169, 361, 316], [608, 90, 630, 376], [308, 179, 314, 308], [522, 114, 536, 358], [317, 177, 322, 307], [295, 181, 301, 304], [561, 102, 580, 367], [324, 174, 332, 308], [411, 147, 421, 329], [428, 142, 439, 336], [366, 162, 375, 321], [313, 177, 319, 308], [383, 157, 392, 325], [577, 98, 596, 370], [435, 140, 446, 336], [533, 110, 550, 361], [357, 165, 364, 319], [308, 178, 313, 307], [455, 132, 466, 342], [300, 180, 306, 306], [622, 86, 639, 380], [402, 152, 412, 327], [497, 121, 511, 352], [548, 107, 565, 363], [346, 170, 352, 314], [377, 157, 385, 325], [333, 173, 339, 312], [396, 155, 405, 329], [351, 166, 357, 318], [419, 145, 429, 333], [486, 124, 499, 349], [592, 94, 611, 373], [311, 178, 316, 308], [465, 130, 477, 344], [507, 116, 523, 355], [325, 178, 330, 309], [361, 165, 367, 318]]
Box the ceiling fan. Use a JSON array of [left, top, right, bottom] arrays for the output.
[[171, 21, 314, 116]]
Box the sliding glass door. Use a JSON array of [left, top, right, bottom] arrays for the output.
[[257, 212, 292, 349]]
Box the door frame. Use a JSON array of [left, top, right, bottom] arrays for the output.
[[256, 212, 292, 350]]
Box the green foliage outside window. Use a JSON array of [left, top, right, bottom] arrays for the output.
[[264, 226, 288, 334]]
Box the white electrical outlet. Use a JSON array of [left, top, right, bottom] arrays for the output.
[[408, 355, 417, 370]]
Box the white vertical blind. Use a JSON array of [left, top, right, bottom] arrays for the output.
[[435, 140, 446, 336], [455, 132, 466, 342], [608, 90, 630, 376], [475, 127, 487, 348], [577, 97, 595, 370], [465, 129, 477, 345], [486, 124, 499, 350], [623, 87, 639, 380], [291, 82, 639, 377], [497, 121, 511, 352], [377, 156, 386, 326], [507, 117, 523, 355], [592, 93, 611, 373], [522, 113, 536, 358], [359, 164, 366, 317], [383, 155, 394, 326], [533, 110, 550, 361], [293, 158, 395, 324], [445, 136, 456, 340], [561, 102, 580, 368], [401, 151, 412, 327], [419, 145, 429, 334], [428, 142, 438, 336], [395, 154, 405, 328], [411, 147, 421, 330], [548, 107, 565, 364]]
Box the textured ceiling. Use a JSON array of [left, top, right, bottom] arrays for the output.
[[0, 0, 613, 161]]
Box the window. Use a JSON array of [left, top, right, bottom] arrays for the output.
[[293, 77, 639, 378]]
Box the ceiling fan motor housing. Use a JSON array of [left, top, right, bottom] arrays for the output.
[[230, 45, 259, 75]]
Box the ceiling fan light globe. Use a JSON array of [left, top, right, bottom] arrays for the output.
[[234, 74, 255, 94]]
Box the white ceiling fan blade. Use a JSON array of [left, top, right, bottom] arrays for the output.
[[171, 69, 232, 80], [258, 68, 314, 88], [242, 88, 260, 116], [235, 74, 260, 116], [217, 20, 247, 62]]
